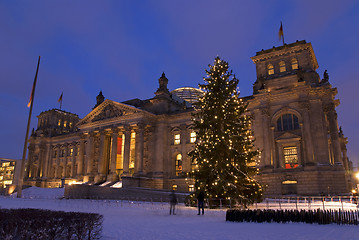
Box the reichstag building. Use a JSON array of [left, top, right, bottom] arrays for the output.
[[25, 40, 352, 196]]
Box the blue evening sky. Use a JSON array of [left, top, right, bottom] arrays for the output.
[[0, 0, 358, 166]]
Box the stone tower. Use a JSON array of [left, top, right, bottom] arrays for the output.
[[249, 40, 352, 196]]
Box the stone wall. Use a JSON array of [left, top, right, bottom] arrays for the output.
[[64, 184, 189, 202]]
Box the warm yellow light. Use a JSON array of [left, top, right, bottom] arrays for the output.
[[355, 172, 359, 180]]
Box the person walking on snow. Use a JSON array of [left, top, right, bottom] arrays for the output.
[[197, 191, 205, 215], [169, 190, 177, 215]]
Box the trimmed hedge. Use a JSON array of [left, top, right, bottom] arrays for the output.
[[0, 208, 103, 239], [226, 209, 359, 225]]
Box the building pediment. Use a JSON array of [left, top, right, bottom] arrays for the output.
[[275, 132, 301, 142], [77, 100, 145, 126]]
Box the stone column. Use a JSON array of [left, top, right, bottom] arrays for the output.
[[300, 101, 315, 165], [71, 142, 76, 178], [324, 103, 342, 165], [123, 126, 131, 176], [42, 143, 51, 178], [97, 130, 106, 177], [135, 123, 145, 175], [180, 124, 188, 173], [26, 144, 35, 178], [55, 144, 61, 178], [261, 108, 272, 167], [144, 126, 154, 174], [153, 120, 166, 177], [86, 132, 95, 175], [109, 127, 120, 181], [269, 126, 276, 167], [77, 134, 86, 176], [62, 144, 68, 177], [37, 144, 46, 178]]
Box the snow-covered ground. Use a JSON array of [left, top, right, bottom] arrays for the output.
[[0, 187, 358, 240]]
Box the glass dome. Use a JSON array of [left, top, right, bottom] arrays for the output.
[[171, 87, 204, 104]]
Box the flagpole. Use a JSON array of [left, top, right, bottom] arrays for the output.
[[17, 56, 41, 198]]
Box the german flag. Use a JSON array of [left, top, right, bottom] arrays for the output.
[[278, 21, 284, 44], [27, 80, 36, 107], [58, 92, 63, 103], [278, 22, 283, 41]]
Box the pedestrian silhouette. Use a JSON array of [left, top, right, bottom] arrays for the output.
[[169, 190, 177, 215], [197, 191, 205, 215]]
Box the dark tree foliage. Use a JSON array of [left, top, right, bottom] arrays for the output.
[[189, 57, 263, 206], [0, 208, 103, 240]]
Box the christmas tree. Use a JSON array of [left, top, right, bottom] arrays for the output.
[[189, 56, 263, 207]]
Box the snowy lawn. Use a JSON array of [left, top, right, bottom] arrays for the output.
[[0, 187, 358, 240]]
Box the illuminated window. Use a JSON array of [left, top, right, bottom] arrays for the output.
[[279, 61, 286, 72], [76, 146, 80, 156], [129, 132, 136, 172], [58, 119, 61, 126], [174, 134, 180, 145], [291, 58, 298, 70], [277, 114, 299, 131], [175, 154, 183, 176], [116, 134, 125, 172], [267, 64, 274, 75], [284, 146, 298, 169], [70, 148, 73, 157], [64, 120, 67, 128], [190, 131, 196, 143], [172, 184, 178, 191], [69, 122, 73, 128], [188, 185, 195, 192]]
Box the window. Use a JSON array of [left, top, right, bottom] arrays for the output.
[[61, 149, 65, 157], [283, 146, 298, 169], [172, 185, 178, 191], [190, 131, 196, 143], [70, 148, 73, 157], [69, 122, 73, 128], [188, 185, 195, 192], [175, 154, 183, 176], [291, 58, 298, 70], [277, 114, 299, 131], [63, 120, 67, 128], [174, 134, 180, 145], [129, 132, 136, 171], [267, 64, 274, 75], [53, 150, 58, 158], [58, 119, 61, 126], [279, 61, 286, 72], [76, 146, 80, 156]]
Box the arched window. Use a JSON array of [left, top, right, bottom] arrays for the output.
[[267, 64, 274, 75], [175, 154, 182, 176], [279, 61, 286, 72], [291, 58, 298, 70], [277, 114, 299, 131]]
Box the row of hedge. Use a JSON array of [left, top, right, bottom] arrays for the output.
[[0, 208, 103, 240], [226, 209, 359, 225]]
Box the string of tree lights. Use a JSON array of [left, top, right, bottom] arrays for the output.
[[189, 57, 263, 206]]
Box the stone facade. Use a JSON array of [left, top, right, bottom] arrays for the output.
[[25, 40, 352, 196]]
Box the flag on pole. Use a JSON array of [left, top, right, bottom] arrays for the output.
[[278, 21, 285, 45], [27, 81, 36, 107], [58, 92, 63, 110], [58, 92, 63, 103]]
